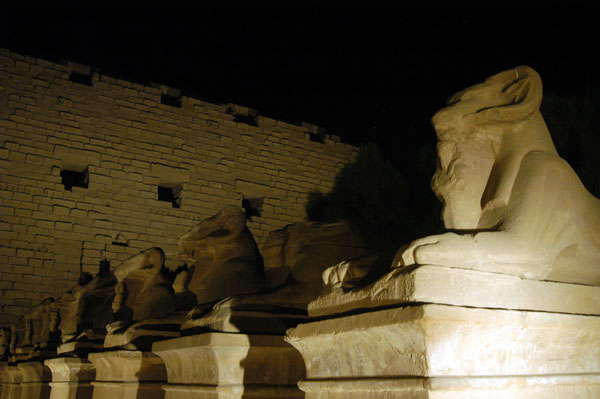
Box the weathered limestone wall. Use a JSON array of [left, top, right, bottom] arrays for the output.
[[0, 48, 357, 325]]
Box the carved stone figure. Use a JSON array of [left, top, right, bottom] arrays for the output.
[[108, 247, 175, 330], [102, 247, 180, 349], [23, 298, 55, 349], [178, 206, 264, 305], [54, 272, 116, 342], [181, 220, 377, 334], [9, 324, 17, 355], [0, 327, 10, 359], [398, 66, 600, 285], [262, 221, 377, 303]]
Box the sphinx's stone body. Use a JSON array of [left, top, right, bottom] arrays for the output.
[[103, 247, 178, 350], [54, 273, 116, 344], [263, 220, 374, 294], [286, 67, 600, 398], [397, 66, 600, 285], [0, 328, 10, 360], [180, 219, 375, 334], [178, 206, 264, 306], [110, 247, 174, 323]]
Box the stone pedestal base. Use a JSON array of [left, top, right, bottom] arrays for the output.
[[286, 265, 600, 398], [152, 332, 305, 399], [90, 381, 164, 399], [0, 365, 22, 399], [45, 358, 96, 399], [88, 350, 167, 399], [298, 375, 600, 399], [48, 381, 94, 399], [161, 384, 303, 399], [17, 361, 52, 399]]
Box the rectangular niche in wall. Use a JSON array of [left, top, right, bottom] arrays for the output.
[[242, 196, 263, 220], [161, 94, 182, 108], [158, 184, 182, 208], [61, 167, 89, 191], [235, 179, 270, 221], [152, 163, 189, 209], [69, 71, 93, 87], [54, 146, 100, 191], [67, 61, 93, 86]]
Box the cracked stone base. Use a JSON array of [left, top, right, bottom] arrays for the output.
[[152, 332, 305, 399], [45, 358, 96, 399], [298, 375, 600, 399], [162, 384, 304, 399], [88, 351, 167, 399], [287, 266, 600, 399], [91, 381, 165, 399]]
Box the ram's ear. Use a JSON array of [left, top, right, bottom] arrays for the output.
[[467, 66, 543, 126]]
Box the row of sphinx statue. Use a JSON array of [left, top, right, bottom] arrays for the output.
[[3, 65, 600, 362], [0, 205, 378, 361]]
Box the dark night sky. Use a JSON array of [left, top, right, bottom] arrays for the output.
[[1, 6, 599, 154]]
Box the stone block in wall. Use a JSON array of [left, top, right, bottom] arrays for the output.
[[0, 48, 357, 321], [53, 146, 101, 171]]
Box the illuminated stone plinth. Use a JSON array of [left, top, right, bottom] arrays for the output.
[[152, 332, 305, 399], [45, 358, 95, 399], [298, 375, 600, 399], [88, 350, 166, 399], [0, 365, 22, 399], [0, 361, 53, 399], [286, 266, 600, 398], [309, 265, 600, 317]]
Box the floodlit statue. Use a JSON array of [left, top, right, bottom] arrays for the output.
[[54, 272, 116, 342], [182, 220, 377, 334], [261, 221, 377, 305], [178, 206, 264, 305], [108, 247, 175, 332], [22, 298, 56, 349], [398, 66, 600, 285], [0, 327, 10, 359]]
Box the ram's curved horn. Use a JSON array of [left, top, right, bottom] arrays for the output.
[[113, 247, 165, 281], [432, 66, 543, 133], [467, 66, 542, 125]]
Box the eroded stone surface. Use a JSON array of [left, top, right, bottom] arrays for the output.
[[194, 220, 378, 317], [162, 384, 304, 399], [54, 272, 116, 343], [396, 66, 600, 285], [17, 361, 51, 383], [91, 381, 164, 399], [45, 358, 96, 399], [88, 350, 166, 382], [298, 375, 600, 399], [10, 361, 53, 399], [178, 206, 264, 306], [287, 304, 600, 379], [104, 247, 178, 349], [0, 328, 9, 360], [0, 365, 22, 384], [152, 332, 305, 386], [183, 301, 307, 334], [110, 247, 175, 324], [309, 265, 600, 317], [263, 221, 375, 295], [44, 358, 95, 383]]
